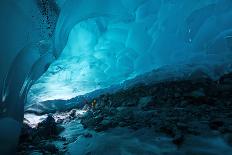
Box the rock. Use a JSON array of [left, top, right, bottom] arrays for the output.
[[159, 124, 178, 137], [176, 122, 188, 132], [180, 100, 188, 106], [57, 136, 66, 141], [188, 69, 211, 81], [134, 110, 156, 123], [219, 72, 232, 85], [42, 144, 58, 154], [82, 104, 90, 111], [172, 134, 184, 146], [224, 134, 232, 147], [56, 119, 63, 124], [138, 96, 153, 110], [83, 133, 93, 138], [39, 114, 56, 126], [209, 119, 224, 130], [174, 92, 181, 98], [19, 123, 34, 143], [122, 101, 137, 107], [117, 107, 134, 119], [116, 107, 134, 120], [36, 114, 64, 138], [118, 122, 127, 127], [189, 88, 205, 98], [93, 117, 115, 131], [77, 71, 232, 143], [100, 118, 112, 127], [81, 116, 102, 129], [70, 109, 76, 118]]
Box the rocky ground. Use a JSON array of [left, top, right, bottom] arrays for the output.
[[17, 72, 232, 154], [81, 72, 232, 146], [18, 114, 65, 154]]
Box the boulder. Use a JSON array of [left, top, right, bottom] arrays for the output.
[[138, 96, 153, 110], [209, 119, 224, 130], [189, 88, 205, 98], [36, 114, 64, 138], [42, 144, 58, 154], [69, 109, 76, 118], [83, 133, 93, 138], [172, 134, 184, 146]]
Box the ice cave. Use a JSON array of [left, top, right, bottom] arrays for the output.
[[1, 0, 232, 154]]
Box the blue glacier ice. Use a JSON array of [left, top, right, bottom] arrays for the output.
[[28, 0, 232, 105], [0, 0, 58, 153], [1, 0, 232, 153]]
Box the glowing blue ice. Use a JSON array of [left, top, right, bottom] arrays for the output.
[[28, 0, 232, 104]]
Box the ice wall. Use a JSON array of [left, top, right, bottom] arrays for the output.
[[29, 0, 232, 104], [0, 0, 59, 153]]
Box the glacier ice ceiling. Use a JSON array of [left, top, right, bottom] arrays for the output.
[[27, 0, 232, 105]]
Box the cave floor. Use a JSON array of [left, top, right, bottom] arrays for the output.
[[19, 112, 232, 155], [18, 72, 232, 155]]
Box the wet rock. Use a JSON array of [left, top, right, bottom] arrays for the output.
[[19, 123, 34, 143], [138, 96, 153, 110], [70, 109, 76, 118], [37, 114, 64, 138], [189, 88, 205, 98], [172, 134, 184, 146], [94, 117, 115, 131], [83, 133, 93, 138], [116, 107, 134, 120], [209, 119, 224, 130], [42, 144, 58, 154], [159, 124, 178, 137], [79, 71, 232, 142], [122, 99, 138, 107], [219, 72, 232, 85], [57, 136, 66, 141], [134, 110, 156, 123], [100, 118, 112, 126], [224, 134, 232, 147], [118, 122, 127, 127], [176, 122, 188, 133], [56, 118, 63, 124]]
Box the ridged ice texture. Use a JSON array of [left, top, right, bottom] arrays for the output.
[[28, 0, 232, 104]]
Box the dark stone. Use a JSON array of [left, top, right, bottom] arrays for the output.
[[172, 134, 184, 146], [219, 72, 232, 85], [224, 134, 232, 147], [159, 125, 178, 137], [19, 123, 34, 143], [188, 88, 205, 98], [36, 114, 64, 138], [209, 119, 224, 130], [138, 96, 154, 110], [70, 109, 76, 117], [83, 133, 93, 138], [42, 144, 59, 154], [78, 71, 232, 141]]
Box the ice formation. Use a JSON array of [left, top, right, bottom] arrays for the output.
[[28, 0, 232, 104], [1, 0, 232, 153], [0, 0, 58, 153]]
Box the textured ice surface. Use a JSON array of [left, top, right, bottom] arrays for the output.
[[0, 0, 60, 153], [0, 0, 59, 121], [28, 0, 232, 105]]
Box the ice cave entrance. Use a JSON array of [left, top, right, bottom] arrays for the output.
[[26, 0, 232, 112], [27, 18, 157, 105]]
